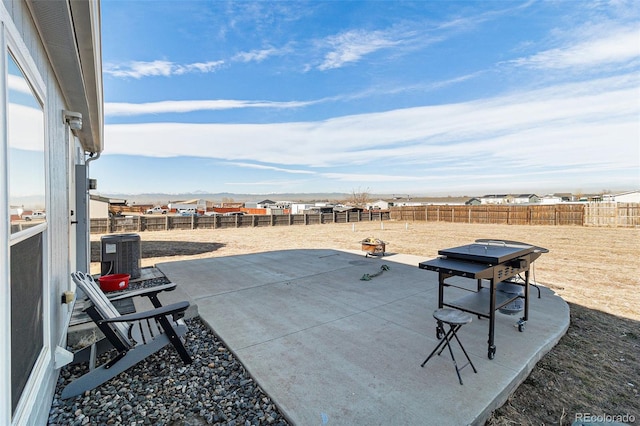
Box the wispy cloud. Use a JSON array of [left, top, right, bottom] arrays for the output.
[[8, 74, 32, 94], [233, 47, 285, 63], [104, 60, 225, 79], [105, 99, 319, 116], [225, 179, 310, 187], [226, 162, 316, 175], [509, 26, 640, 70], [320, 172, 419, 182], [317, 29, 403, 70], [104, 73, 639, 179]]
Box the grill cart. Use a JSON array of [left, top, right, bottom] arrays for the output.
[[361, 237, 387, 257], [419, 239, 548, 360]]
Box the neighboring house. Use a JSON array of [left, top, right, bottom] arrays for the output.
[[257, 199, 276, 208], [579, 194, 603, 202], [512, 194, 540, 204], [480, 194, 510, 204], [540, 195, 564, 204], [392, 201, 423, 207], [245, 199, 274, 209], [9, 206, 23, 220], [367, 199, 391, 210], [1, 1, 103, 425], [480, 194, 539, 204], [603, 190, 640, 203], [465, 198, 481, 206], [290, 203, 314, 214], [553, 193, 575, 202], [89, 194, 111, 219], [273, 200, 292, 209]]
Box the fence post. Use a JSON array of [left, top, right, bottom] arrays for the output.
[[165, 215, 169, 231]]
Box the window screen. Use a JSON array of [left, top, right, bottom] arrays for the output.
[[10, 233, 44, 413]]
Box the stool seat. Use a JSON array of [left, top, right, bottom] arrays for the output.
[[422, 308, 478, 384], [433, 308, 472, 325]]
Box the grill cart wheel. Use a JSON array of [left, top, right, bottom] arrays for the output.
[[518, 319, 526, 332], [488, 345, 496, 360]]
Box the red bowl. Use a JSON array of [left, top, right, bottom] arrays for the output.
[[98, 274, 130, 292]]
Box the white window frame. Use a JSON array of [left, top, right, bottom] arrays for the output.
[[1, 5, 51, 423]]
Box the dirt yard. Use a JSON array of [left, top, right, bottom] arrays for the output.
[[90, 221, 640, 424]]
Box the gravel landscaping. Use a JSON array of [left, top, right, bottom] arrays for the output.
[[48, 317, 290, 426]]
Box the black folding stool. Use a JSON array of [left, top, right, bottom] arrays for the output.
[[421, 308, 477, 385]]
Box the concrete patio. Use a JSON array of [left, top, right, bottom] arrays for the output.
[[156, 248, 569, 426]]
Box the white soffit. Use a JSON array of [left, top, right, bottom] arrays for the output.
[[25, 0, 103, 154]]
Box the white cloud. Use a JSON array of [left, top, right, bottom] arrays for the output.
[[104, 73, 639, 181], [320, 173, 420, 183], [8, 74, 32, 94], [233, 47, 283, 63], [227, 162, 316, 174], [509, 26, 640, 70], [105, 99, 318, 116], [318, 29, 401, 70], [8, 103, 44, 152], [104, 60, 225, 79]]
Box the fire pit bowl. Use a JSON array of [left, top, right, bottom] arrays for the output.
[[98, 273, 130, 292]]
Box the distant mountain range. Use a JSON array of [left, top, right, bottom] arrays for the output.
[[9, 191, 479, 210], [94, 191, 360, 204], [91, 191, 475, 205]]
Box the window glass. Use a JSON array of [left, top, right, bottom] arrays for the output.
[[7, 52, 45, 234]]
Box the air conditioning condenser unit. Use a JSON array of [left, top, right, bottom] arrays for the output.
[[100, 233, 141, 279]]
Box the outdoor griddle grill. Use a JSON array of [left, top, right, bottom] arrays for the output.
[[419, 240, 548, 359]]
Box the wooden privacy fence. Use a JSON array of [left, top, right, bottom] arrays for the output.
[[90, 210, 391, 234], [90, 203, 639, 233], [390, 203, 639, 227], [583, 203, 640, 227]]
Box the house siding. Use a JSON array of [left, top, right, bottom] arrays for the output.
[[1, 1, 101, 424]]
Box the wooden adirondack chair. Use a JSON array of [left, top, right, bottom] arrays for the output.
[[61, 271, 193, 399]]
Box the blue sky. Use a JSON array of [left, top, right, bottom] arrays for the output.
[[94, 0, 640, 197]]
